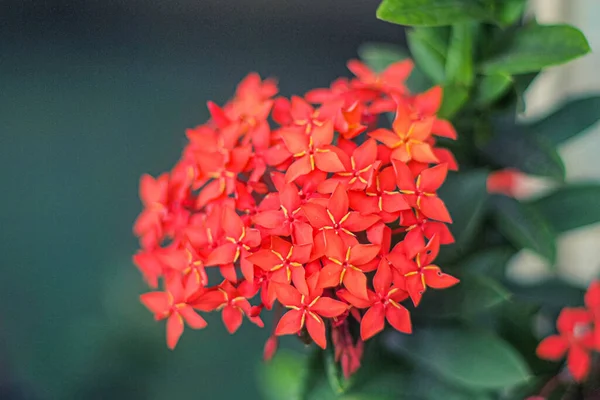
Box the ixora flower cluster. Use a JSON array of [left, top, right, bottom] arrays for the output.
[[536, 281, 600, 383], [133, 60, 459, 376]]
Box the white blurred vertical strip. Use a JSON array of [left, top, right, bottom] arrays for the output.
[[509, 0, 600, 286]]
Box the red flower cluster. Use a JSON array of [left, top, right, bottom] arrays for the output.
[[536, 280, 600, 382], [133, 60, 459, 375]]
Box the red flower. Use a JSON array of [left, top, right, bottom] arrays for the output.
[[302, 184, 380, 251], [387, 236, 459, 306], [393, 160, 452, 223], [369, 102, 438, 164], [280, 121, 345, 182], [347, 59, 413, 94], [140, 276, 207, 349], [246, 236, 312, 295], [319, 233, 380, 299], [133, 68, 460, 369], [319, 138, 379, 193], [338, 259, 412, 340], [274, 275, 348, 349], [536, 307, 594, 382], [253, 183, 313, 245], [585, 280, 600, 350], [486, 168, 523, 197], [194, 280, 264, 334], [206, 206, 261, 283], [348, 166, 410, 222]]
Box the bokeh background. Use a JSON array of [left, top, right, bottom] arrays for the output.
[[1, 1, 599, 399]]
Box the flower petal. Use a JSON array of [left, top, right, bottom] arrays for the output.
[[422, 266, 459, 289], [166, 313, 184, 350], [179, 305, 208, 329], [360, 303, 385, 340], [275, 309, 304, 336], [536, 335, 569, 360], [317, 261, 343, 289], [568, 345, 591, 382], [311, 297, 348, 318], [301, 203, 331, 229], [315, 151, 345, 173], [273, 281, 303, 307], [349, 244, 380, 266], [286, 157, 313, 183], [342, 212, 380, 232], [343, 268, 369, 300], [373, 259, 392, 294], [385, 304, 412, 334], [419, 164, 448, 193], [306, 313, 327, 349], [418, 196, 452, 223], [140, 292, 170, 315], [328, 185, 350, 222], [246, 249, 283, 271], [222, 305, 243, 334]]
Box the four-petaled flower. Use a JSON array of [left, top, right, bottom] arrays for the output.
[[387, 236, 459, 306], [319, 233, 380, 300], [536, 307, 594, 382], [274, 275, 348, 349], [140, 276, 207, 349]]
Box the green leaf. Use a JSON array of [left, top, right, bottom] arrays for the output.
[[376, 0, 494, 27], [491, 196, 557, 264], [531, 184, 600, 233], [494, 0, 527, 26], [474, 73, 513, 107], [416, 273, 511, 319], [513, 72, 540, 113], [445, 23, 476, 87], [407, 27, 449, 84], [439, 83, 470, 118], [438, 170, 488, 261], [480, 24, 591, 75], [526, 96, 600, 145], [481, 130, 565, 180], [460, 247, 516, 278], [324, 348, 352, 395], [386, 326, 531, 389], [505, 278, 585, 309], [357, 42, 432, 92], [259, 351, 308, 400]]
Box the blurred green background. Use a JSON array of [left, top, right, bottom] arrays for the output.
[[0, 2, 404, 399]]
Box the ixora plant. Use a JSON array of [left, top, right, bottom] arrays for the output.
[[132, 0, 600, 398]]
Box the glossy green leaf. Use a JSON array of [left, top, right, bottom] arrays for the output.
[[492, 196, 557, 264], [481, 24, 591, 75], [530, 184, 600, 233], [474, 73, 513, 107], [259, 351, 308, 400], [482, 131, 565, 180], [505, 278, 585, 309], [407, 27, 448, 84], [438, 170, 488, 260], [439, 83, 470, 118], [526, 96, 600, 145], [376, 0, 494, 27], [445, 23, 476, 87], [416, 273, 511, 319], [513, 72, 539, 113], [461, 247, 516, 278], [386, 326, 531, 389], [494, 0, 527, 26]]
